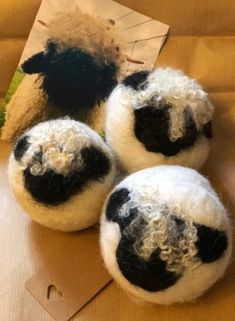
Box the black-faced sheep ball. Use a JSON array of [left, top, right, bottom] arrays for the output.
[[105, 68, 214, 173], [100, 166, 232, 304], [8, 119, 116, 231]]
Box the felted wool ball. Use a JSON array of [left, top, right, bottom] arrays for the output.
[[105, 68, 214, 173], [21, 8, 125, 127], [8, 119, 116, 232], [100, 166, 232, 304]]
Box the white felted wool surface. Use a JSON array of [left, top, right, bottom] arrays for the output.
[[8, 119, 116, 232], [105, 67, 214, 173], [100, 166, 232, 305]]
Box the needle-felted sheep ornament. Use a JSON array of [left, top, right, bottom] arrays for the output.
[[8, 119, 116, 231], [100, 166, 232, 304], [1, 8, 125, 141], [105, 68, 214, 173]]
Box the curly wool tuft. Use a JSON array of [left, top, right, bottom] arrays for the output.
[[125, 68, 214, 141], [48, 7, 125, 66], [105, 67, 214, 172], [120, 187, 200, 275], [17, 119, 96, 176]]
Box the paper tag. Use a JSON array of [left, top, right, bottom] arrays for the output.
[[19, 0, 169, 75], [25, 231, 112, 321], [0, 0, 169, 134]]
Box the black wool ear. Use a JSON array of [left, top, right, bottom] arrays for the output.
[[106, 188, 130, 222], [21, 52, 46, 74], [195, 224, 228, 263], [80, 145, 111, 180], [123, 70, 150, 90], [105, 188, 139, 230], [14, 135, 30, 161]]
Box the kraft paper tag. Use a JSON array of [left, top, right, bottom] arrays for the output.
[[0, 0, 169, 136], [18, 0, 169, 75], [25, 231, 112, 321]]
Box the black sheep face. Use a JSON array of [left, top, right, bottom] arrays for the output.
[[105, 68, 214, 172], [20, 8, 126, 118], [20, 7, 126, 118], [134, 102, 200, 157], [100, 166, 232, 304], [22, 41, 118, 115], [1, 8, 126, 142], [9, 119, 116, 232]]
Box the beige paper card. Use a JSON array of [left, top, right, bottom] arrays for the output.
[[18, 0, 169, 74], [25, 231, 112, 321], [0, 0, 169, 134]]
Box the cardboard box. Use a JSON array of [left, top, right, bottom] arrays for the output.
[[0, 1, 235, 320]]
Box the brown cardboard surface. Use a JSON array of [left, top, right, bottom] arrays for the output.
[[0, 1, 235, 320], [0, 0, 41, 98]]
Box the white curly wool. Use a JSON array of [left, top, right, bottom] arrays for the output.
[[100, 166, 232, 304], [48, 7, 125, 66], [105, 68, 214, 173], [8, 119, 116, 232]]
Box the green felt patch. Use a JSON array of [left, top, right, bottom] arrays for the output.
[[0, 69, 25, 128]]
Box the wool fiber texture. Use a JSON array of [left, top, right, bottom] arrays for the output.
[[100, 166, 232, 304], [105, 68, 214, 173], [8, 119, 116, 231], [2, 7, 126, 143]]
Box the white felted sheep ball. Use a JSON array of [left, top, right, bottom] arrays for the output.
[[8, 119, 116, 231], [100, 166, 232, 304], [105, 68, 214, 173]]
